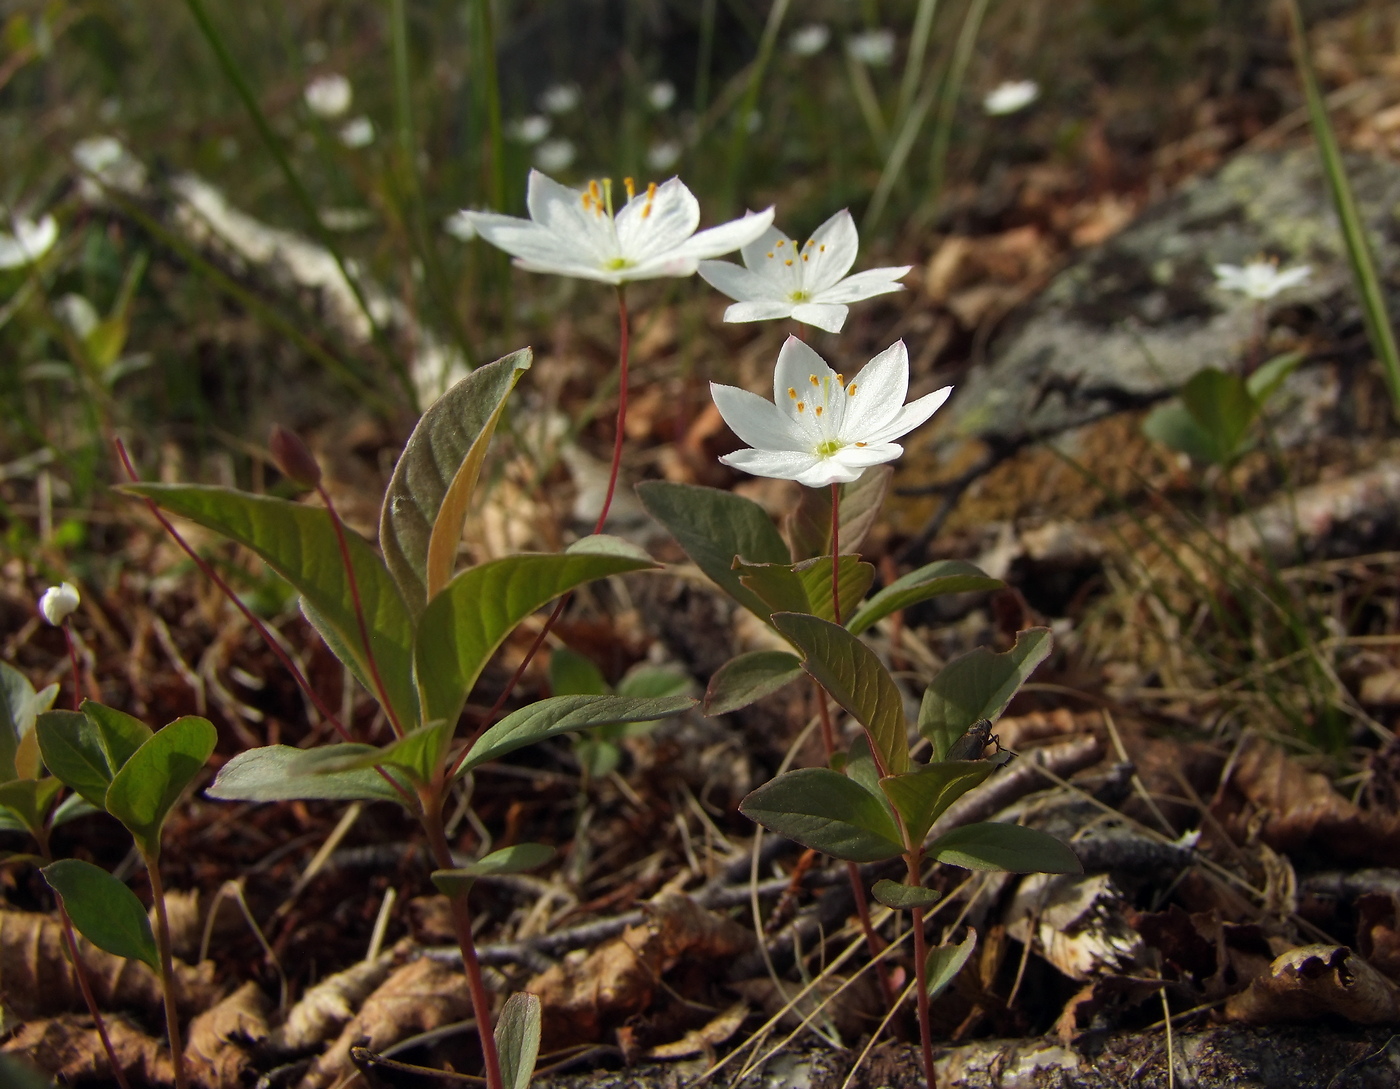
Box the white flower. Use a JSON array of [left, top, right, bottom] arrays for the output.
[[56, 293, 99, 338], [1213, 260, 1312, 301], [645, 139, 682, 172], [697, 209, 910, 333], [983, 80, 1039, 116], [443, 210, 478, 241], [462, 170, 774, 285], [647, 80, 676, 111], [0, 216, 58, 269], [846, 29, 895, 66], [788, 24, 831, 57], [532, 138, 576, 173], [338, 116, 375, 148], [539, 82, 581, 114], [304, 74, 352, 119], [711, 337, 952, 488], [505, 115, 551, 144], [72, 136, 146, 197], [39, 583, 80, 626]]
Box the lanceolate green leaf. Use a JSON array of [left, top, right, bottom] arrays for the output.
[[733, 558, 810, 616], [315, 722, 453, 785], [879, 761, 993, 845], [80, 701, 152, 774], [740, 768, 905, 863], [105, 716, 218, 858], [927, 821, 1083, 874], [925, 928, 978, 1000], [41, 859, 159, 970], [636, 481, 790, 621], [379, 349, 533, 610], [0, 662, 57, 783], [457, 694, 694, 775], [120, 484, 419, 729], [918, 627, 1052, 760], [495, 992, 543, 1089], [872, 878, 941, 910], [846, 560, 1003, 636], [206, 745, 411, 804], [548, 647, 610, 697], [771, 613, 910, 775], [35, 711, 113, 810], [0, 777, 63, 837], [792, 555, 875, 623], [416, 542, 658, 728], [704, 651, 803, 716]]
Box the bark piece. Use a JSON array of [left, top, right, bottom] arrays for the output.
[[186, 980, 270, 1089], [1225, 944, 1400, 1025]]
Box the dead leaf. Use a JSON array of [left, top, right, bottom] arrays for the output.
[[2, 1014, 173, 1086], [186, 980, 270, 1089], [1053, 976, 1165, 1040], [0, 909, 219, 1021], [1225, 944, 1400, 1024], [1004, 874, 1146, 981], [297, 957, 472, 1089], [268, 950, 397, 1056], [645, 1002, 749, 1059], [528, 894, 753, 1051], [1357, 894, 1400, 981]]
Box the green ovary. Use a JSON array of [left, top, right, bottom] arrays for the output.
[[816, 439, 844, 458], [605, 257, 634, 270], [789, 290, 811, 302]]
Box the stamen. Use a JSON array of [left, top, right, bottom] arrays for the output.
[[802, 254, 809, 261], [848, 383, 858, 396], [580, 192, 590, 210], [776, 240, 785, 248], [836, 374, 844, 385], [820, 244, 826, 252], [855, 442, 867, 447], [796, 402, 805, 412], [624, 177, 635, 200], [602, 178, 614, 218], [809, 375, 819, 386], [785, 259, 793, 266], [642, 181, 657, 220], [767, 252, 775, 259], [788, 387, 797, 399], [815, 405, 823, 417]]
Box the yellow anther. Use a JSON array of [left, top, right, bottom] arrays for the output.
[[785, 259, 793, 266], [815, 405, 823, 417], [580, 192, 590, 209], [624, 177, 635, 199], [836, 374, 844, 384], [641, 181, 657, 219], [806, 239, 814, 247], [802, 254, 809, 261], [820, 244, 826, 252], [809, 375, 820, 386], [767, 252, 775, 259], [848, 383, 858, 396], [797, 402, 805, 412], [788, 387, 797, 399], [776, 240, 785, 248], [855, 441, 867, 447], [589, 179, 601, 200]]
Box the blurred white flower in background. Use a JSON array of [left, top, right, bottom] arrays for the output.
[[533, 138, 576, 173], [540, 82, 581, 114], [55, 294, 99, 338], [983, 80, 1039, 116], [505, 115, 552, 144], [72, 135, 147, 198], [39, 583, 80, 626], [846, 29, 895, 66], [338, 116, 375, 148], [1213, 260, 1312, 301], [647, 80, 676, 111], [0, 216, 58, 269], [304, 73, 352, 119], [646, 140, 682, 172], [788, 24, 831, 57], [443, 210, 478, 241]]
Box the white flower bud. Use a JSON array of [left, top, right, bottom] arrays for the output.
[[39, 582, 80, 626]]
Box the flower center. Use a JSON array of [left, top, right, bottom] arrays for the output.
[[789, 290, 811, 302], [605, 257, 634, 270], [816, 439, 844, 458]]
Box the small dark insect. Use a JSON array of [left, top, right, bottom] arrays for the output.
[[945, 718, 1013, 762]]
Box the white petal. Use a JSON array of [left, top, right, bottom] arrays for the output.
[[698, 259, 786, 303], [740, 225, 789, 270], [512, 256, 628, 283], [800, 210, 859, 294], [791, 456, 868, 488], [773, 336, 836, 405], [468, 217, 594, 271], [864, 385, 953, 445], [675, 207, 776, 261], [815, 265, 911, 304], [616, 177, 701, 263], [789, 302, 848, 332], [721, 447, 824, 482], [724, 300, 797, 324], [710, 383, 810, 451], [840, 341, 910, 438], [523, 170, 609, 258]]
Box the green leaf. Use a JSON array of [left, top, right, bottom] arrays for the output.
[[80, 701, 152, 774], [636, 481, 790, 621], [917, 627, 1052, 760], [784, 465, 892, 560], [0, 663, 56, 783], [615, 665, 691, 701], [925, 928, 978, 1001], [0, 777, 63, 838], [50, 794, 99, 828], [733, 558, 811, 615], [415, 549, 658, 729], [1179, 367, 1256, 467], [494, 992, 542, 1089], [379, 349, 532, 610], [872, 878, 941, 910], [927, 821, 1083, 874], [431, 842, 556, 896], [1247, 351, 1303, 404], [792, 555, 876, 624], [574, 738, 622, 779], [846, 561, 1004, 636], [457, 694, 694, 775], [739, 768, 905, 863], [0, 1052, 58, 1089], [771, 613, 910, 775], [35, 710, 113, 810], [316, 722, 454, 785], [1142, 399, 1218, 466], [879, 761, 993, 844], [206, 745, 411, 804], [120, 483, 419, 730], [704, 651, 803, 716], [548, 647, 610, 697], [41, 859, 159, 970], [104, 716, 218, 858]]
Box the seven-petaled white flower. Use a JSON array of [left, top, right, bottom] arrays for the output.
[[983, 80, 1039, 115], [39, 582, 80, 626], [711, 337, 952, 488], [0, 216, 58, 269], [697, 210, 910, 333], [304, 74, 352, 119], [1213, 259, 1311, 301], [462, 170, 774, 285]]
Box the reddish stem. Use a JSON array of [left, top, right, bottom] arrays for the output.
[[908, 850, 938, 1089], [316, 483, 405, 738], [62, 627, 83, 712], [830, 481, 842, 625], [145, 856, 189, 1089]]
